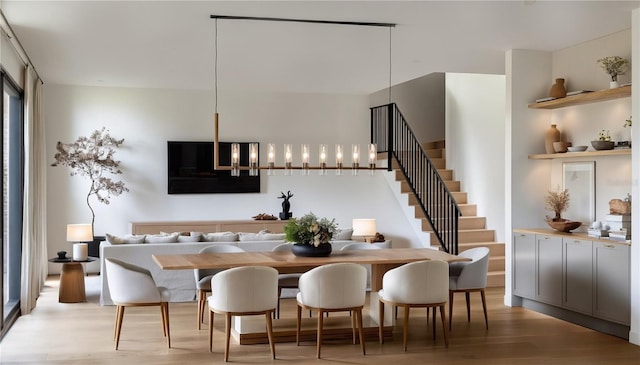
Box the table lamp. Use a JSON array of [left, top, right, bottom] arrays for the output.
[[67, 223, 93, 261], [352, 218, 377, 243]]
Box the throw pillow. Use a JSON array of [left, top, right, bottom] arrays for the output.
[[106, 233, 146, 244], [334, 228, 354, 240], [178, 232, 202, 242], [145, 233, 179, 243], [204, 232, 239, 242]]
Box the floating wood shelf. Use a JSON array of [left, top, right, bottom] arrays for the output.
[[528, 149, 631, 160], [528, 85, 631, 109]]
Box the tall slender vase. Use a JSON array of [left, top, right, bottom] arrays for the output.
[[545, 124, 561, 154], [549, 78, 567, 98]]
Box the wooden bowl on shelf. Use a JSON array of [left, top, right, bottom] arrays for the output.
[[546, 219, 582, 232]]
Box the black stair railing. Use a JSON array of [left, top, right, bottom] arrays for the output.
[[370, 103, 460, 254]]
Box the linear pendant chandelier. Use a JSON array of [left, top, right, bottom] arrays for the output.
[[209, 15, 395, 176]]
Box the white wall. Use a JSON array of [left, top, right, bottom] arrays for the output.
[[549, 29, 632, 226], [44, 85, 420, 273], [369, 73, 445, 142], [506, 49, 554, 306], [445, 73, 506, 243]]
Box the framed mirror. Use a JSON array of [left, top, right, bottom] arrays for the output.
[[563, 161, 595, 226]]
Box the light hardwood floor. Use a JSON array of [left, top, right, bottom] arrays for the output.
[[1, 275, 640, 364]]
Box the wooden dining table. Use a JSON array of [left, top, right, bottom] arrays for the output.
[[153, 247, 470, 344]]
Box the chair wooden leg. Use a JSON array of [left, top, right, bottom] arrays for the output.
[[296, 305, 302, 346], [378, 300, 384, 344], [265, 312, 276, 359], [160, 304, 167, 337], [276, 287, 282, 319], [356, 308, 366, 355], [197, 290, 205, 330], [465, 291, 471, 322], [439, 305, 449, 348], [224, 313, 232, 362], [208, 309, 214, 352], [432, 307, 436, 340], [351, 309, 357, 344], [113, 305, 121, 341], [403, 305, 409, 352], [449, 290, 454, 330], [316, 310, 324, 359], [162, 302, 171, 348], [114, 305, 125, 350], [480, 289, 488, 330]]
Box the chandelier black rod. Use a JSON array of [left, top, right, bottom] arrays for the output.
[[209, 15, 395, 28]]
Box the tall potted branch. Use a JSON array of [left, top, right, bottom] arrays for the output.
[[51, 127, 129, 237]]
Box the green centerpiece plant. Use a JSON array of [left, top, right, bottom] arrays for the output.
[[284, 212, 338, 257]]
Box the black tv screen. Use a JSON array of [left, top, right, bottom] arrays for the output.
[[167, 141, 260, 194]]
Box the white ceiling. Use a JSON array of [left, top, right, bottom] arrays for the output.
[[2, 1, 639, 94]]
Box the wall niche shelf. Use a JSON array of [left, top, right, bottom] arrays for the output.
[[528, 149, 631, 160], [528, 85, 631, 109]]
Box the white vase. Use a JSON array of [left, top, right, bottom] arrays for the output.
[[610, 81, 619, 89]]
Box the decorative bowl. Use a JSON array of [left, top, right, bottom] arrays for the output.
[[591, 140, 615, 150], [567, 145, 588, 152], [546, 219, 582, 233], [553, 141, 572, 153]]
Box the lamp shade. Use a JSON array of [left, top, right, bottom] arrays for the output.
[[66, 224, 93, 242], [352, 219, 376, 237]]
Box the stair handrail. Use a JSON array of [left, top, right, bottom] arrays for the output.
[[370, 103, 460, 254]]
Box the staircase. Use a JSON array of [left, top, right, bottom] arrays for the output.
[[394, 140, 505, 288]]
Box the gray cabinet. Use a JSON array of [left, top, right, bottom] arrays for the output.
[[535, 235, 563, 306], [512, 232, 535, 297], [562, 238, 593, 315], [593, 242, 630, 324], [512, 230, 631, 328]]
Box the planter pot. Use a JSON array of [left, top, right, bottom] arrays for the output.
[[591, 140, 615, 151], [610, 81, 619, 89], [291, 242, 332, 257]]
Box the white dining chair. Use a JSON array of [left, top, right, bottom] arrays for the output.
[[378, 259, 449, 351], [449, 246, 490, 330], [207, 266, 279, 362], [271, 243, 300, 319], [296, 262, 367, 359], [105, 258, 171, 350], [194, 244, 245, 330]]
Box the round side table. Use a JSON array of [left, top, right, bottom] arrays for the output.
[[49, 257, 96, 303]]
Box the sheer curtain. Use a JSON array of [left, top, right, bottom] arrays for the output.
[[20, 65, 47, 314]]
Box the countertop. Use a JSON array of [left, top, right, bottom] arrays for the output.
[[514, 228, 631, 246]]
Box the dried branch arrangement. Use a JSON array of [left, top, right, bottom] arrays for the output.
[[52, 127, 129, 233]]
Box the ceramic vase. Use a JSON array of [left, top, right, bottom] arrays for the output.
[[610, 81, 619, 89], [549, 78, 567, 98], [545, 124, 561, 154]]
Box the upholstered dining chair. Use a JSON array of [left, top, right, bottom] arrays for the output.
[[207, 266, 279, 362], [195, 245, 245, 330], [377, 259, 449, 351], [296, 262, 367, 359], [448, 246, 490, 330], [271, 243, 300, 319], [104, 258, 171, 350]]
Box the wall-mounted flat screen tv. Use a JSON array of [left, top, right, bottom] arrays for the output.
[[167, 141, 260, 194]]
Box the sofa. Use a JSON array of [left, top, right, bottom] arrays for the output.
[[99, 229, 391, 306]]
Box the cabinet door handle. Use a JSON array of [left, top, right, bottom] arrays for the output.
[[604, 244, 615, 249]]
